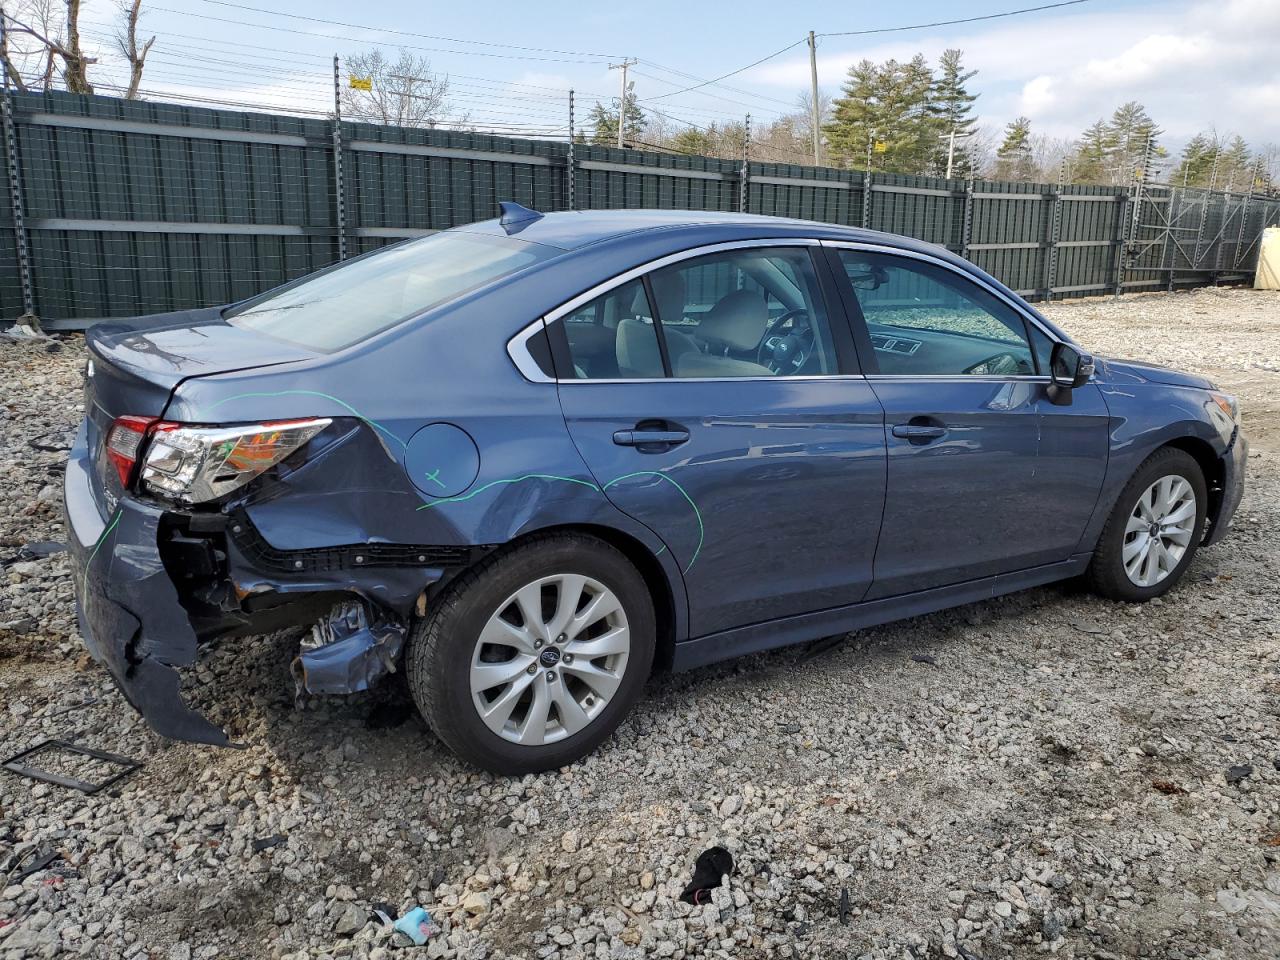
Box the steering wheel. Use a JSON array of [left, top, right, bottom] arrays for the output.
[[756, 308, 814, 374], [963, 352, 1031, 376]]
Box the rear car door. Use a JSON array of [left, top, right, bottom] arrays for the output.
[[827, 244, 1108, 599], [545, 240, 887, 638]]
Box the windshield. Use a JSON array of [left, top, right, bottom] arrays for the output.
[[226, 232, 555, 351]]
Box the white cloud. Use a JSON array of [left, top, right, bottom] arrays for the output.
[[747, 0, 1280, 149]]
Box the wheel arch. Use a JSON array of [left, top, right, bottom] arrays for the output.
[[1161, 435, 1226, 542], [426, 522, 683, 673]]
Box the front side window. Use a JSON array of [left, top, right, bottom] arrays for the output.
[[228, 232, 556, 352], [650, 247, 838, 378], [837, 250, 1037, 376]]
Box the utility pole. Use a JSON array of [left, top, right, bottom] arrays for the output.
[[945, 128, 956, 180], [807, 30, 820, 167], [608, 57, 637, 150]]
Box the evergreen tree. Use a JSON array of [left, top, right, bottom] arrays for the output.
[[994, 116, 1036, 181], [1104, 101, 1161, 184], [1070, 120, 1113, 185], [1172, 133, 1216, 187], [824, 55, 936, 174], [588, 83, 647, 147], [928, 48, 978, 177], [1218, 135, 1255, 191]]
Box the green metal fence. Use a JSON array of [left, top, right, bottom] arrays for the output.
[[2, 90, 1277, 329]]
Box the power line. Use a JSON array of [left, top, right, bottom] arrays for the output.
[[819, 0, 1095, 37], [183, 0, 625, 60], [641, 38, 807, 103], [146, 6, 612, 64]]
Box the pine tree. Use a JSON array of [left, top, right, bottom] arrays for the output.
[[1070, 120, 1113, 185], [994, 117, 1036, 181], [1172, 133, 1216, 187], [1104, 101, 1161, 185], [1218, 135, 1254, 191], [588, 83, 647, 147], [823, 55, 937, 174], [928, 48, 978, 177]]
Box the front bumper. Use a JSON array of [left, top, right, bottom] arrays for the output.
[[65, 425, 231, 745], [1204, 427, 1248, 547]]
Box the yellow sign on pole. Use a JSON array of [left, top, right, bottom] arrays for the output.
[[873, 140, 887, 153], [349, 76, 373, 92]]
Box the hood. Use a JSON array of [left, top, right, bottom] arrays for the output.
[[1094, 356, 1216, 391]]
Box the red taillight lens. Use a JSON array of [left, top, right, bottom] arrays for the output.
[[104, 415, 160, 488]]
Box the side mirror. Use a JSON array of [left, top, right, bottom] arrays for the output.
[[1047, 342, 1094, 405]]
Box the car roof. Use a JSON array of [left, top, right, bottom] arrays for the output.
[[451, 208, 947, 257]]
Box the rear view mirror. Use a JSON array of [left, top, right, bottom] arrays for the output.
[[847, 265, 889, 290], [1048, 342, 1094, 405]]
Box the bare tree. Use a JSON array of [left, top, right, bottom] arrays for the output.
[[341, 48, 450, 128], [114, 0, 153, 100], [4, 0, 95, 93]]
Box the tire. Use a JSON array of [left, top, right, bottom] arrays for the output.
[[407, 533, 655, 774], [1086, 447, 1207, 602]]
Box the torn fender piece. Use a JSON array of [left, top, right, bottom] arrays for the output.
[[293, 601, 406, 696]]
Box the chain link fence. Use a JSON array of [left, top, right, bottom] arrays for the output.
[[2, 90, 1277, 329]]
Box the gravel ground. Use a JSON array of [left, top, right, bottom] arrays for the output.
[[1, 285, 1278, 960]]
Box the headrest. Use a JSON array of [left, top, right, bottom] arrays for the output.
[[698, 290, 767, 352]]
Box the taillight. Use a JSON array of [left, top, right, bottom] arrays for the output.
[[104, 415, 160, 487], [139, 418, 331, 504]]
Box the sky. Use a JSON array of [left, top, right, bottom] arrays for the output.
[[49, 0, 1280, 153]]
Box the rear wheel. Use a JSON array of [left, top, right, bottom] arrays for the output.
[[407, 534, 655, 774], [1087, 447, 1207, 601]]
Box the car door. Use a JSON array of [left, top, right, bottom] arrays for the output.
[[826, 244, 1108, 600], [548, 240, 888, 639]]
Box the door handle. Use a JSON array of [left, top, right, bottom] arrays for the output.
[[612, 429, 690, 447], [891, 424, 947, 441]]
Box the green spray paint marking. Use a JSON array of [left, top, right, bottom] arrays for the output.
[[422, 468, 447, 490], [205, 390, 406, 450], [417, 470, 703, 574], [416, 473, 601, 509], [82, 508, 122, 594], [603, 471, 703, 573]]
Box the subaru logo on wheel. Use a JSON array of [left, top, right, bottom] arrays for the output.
[[539, 647, 562, 668]]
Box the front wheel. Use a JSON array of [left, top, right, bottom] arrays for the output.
[[1087, 447, 1207, 601], [407, 534, 655, 774]]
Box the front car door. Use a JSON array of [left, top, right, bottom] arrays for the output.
[[546, 240, 887, 638], [826, 243, 1109, 599]]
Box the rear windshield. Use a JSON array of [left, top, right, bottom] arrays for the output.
[[226, 232, 555, 351]]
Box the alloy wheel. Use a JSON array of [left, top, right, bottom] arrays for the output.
[[469, 573, 630, 745], [1123, 475, 1197, 587]]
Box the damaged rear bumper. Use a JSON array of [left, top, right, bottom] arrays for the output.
[[64, 423, 461, 747], [65, 434, 232, 745]]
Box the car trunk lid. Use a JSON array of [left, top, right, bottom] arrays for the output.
[[83, 308, 318, 499]]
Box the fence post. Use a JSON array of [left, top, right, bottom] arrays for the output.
[[960, 176, 974, 258], [1042, 161, 1065, 299], [739, 114, 750, 213], [1111, 189, 1130, 297], [567, 89, 576, 211], [1, 17, 36, 328], [332, 54, 348, 262], [1161, 189, 1179, 292], [1212, 192, 1231, 283], [1232, 160, 1259, 271], [861, 131, 873, 230]]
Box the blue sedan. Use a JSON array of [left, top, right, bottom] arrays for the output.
[[65, 205, 1247, 772]]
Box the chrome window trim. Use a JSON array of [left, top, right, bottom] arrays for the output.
[[818, 239, 1063, 347], [506, 238, 825, 384]]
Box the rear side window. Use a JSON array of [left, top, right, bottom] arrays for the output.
[[559, 279, 664, 379], [227, 232, 555, 351]]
